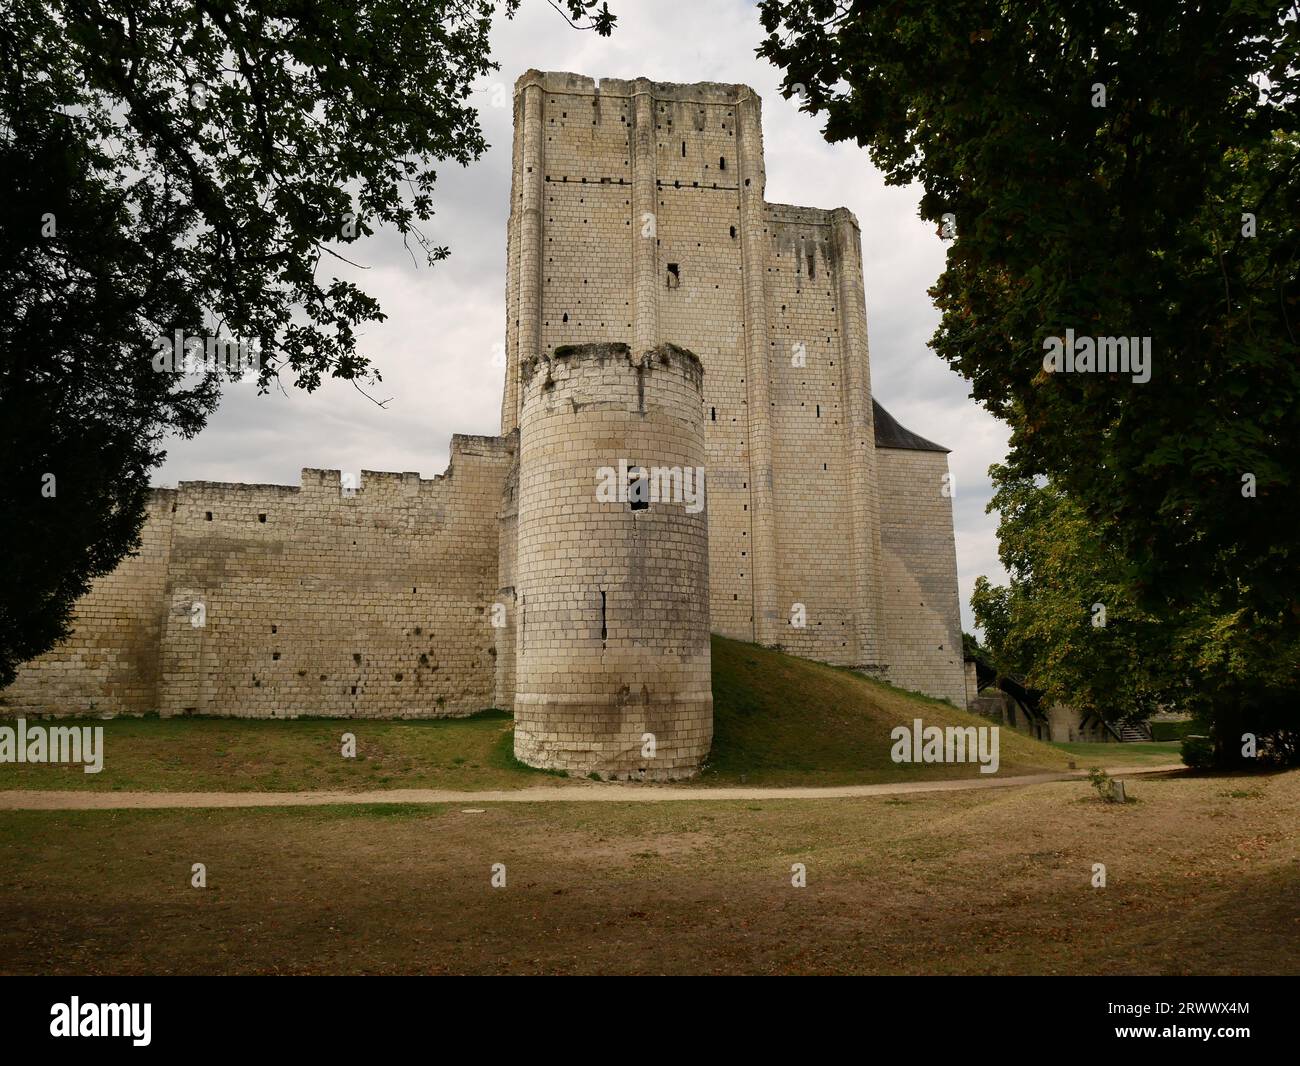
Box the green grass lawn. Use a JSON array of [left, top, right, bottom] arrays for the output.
[[1054, 741, 1184, 768], [0, 710, 543, 793], [700, 635, 1072, 786], [0, 635, 1073, 792]]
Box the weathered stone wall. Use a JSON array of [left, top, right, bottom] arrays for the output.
[[4, 436, 514, 718], [500, 72, 890, 674], [503, 73, 758, 644], [1047, 704, 1111, 744], [512, 343, 712, 779], [0, 490, 176, 717], [875, 447, 967, 706], [6, 71, 970, 720], [493, 431, 520, 710], [764, 204, 883, 666]]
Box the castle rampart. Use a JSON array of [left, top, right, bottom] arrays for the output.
[[3, 437, 515, 718], [4, 72, 967, 726]]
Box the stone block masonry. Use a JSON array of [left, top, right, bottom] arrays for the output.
[[512, 343, 712, 779], [3, 436, 515, 719], [1, 491, 177, 718], [500, 71, 965, 704], [4, 70, 968, 736], [876, 447, 967, 708]]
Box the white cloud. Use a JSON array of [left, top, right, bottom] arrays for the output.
[[154, 0, 1009, 631]]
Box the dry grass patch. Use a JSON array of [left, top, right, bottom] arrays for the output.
[[1, 769, 1294, 975]]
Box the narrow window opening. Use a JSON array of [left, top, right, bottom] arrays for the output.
[[710, 406, 716, 421], [562, 312, 568, 322], [205, 511, 212, 521], [258, 513, 266, 523], [681, 140, 686, 157], [729, 225, 736, 238], [600, 589, 607, 643], [666, 263, 680, 289], [719, 156, 726, 170], [816, 404, 821, 417], [629, 469, 650, 511]]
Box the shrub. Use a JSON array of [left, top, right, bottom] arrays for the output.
[[1151, 719, 1207, 742], [1088, 767, 1122, 803], [1181, 735, 1215, 770]]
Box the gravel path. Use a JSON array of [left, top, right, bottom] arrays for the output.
[[0, 764, 1185, 810]]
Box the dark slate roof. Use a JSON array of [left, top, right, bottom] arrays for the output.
[[872, 399, 950, 453]]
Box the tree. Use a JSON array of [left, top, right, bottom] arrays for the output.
[[970, 467, 1183, 726], [0, 0, 614, 686], [973, 466, 1300, 764], [759, 1, 1299, 760]]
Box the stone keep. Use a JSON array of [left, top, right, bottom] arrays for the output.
[[2, 72, 969, 776], [511, 343, 711, 779], [500, 72, 965, 704]]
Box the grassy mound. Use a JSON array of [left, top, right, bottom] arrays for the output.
[[702, 635, 1071, 786], [0, 636, 1073, 792]]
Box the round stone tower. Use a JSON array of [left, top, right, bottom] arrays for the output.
[[513, 342, 712, 780]]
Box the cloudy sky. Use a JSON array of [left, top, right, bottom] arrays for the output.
[[155, 0, 1010, 633]]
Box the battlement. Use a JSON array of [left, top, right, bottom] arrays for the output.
[[149, 432, 516, 509], [520, 342, 704, 399], [513, 70, 758, 107]]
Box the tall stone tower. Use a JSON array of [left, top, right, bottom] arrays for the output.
[[500, 71, 897, 675], [511, 343, 712, 779], [498, 71, 966, 707]]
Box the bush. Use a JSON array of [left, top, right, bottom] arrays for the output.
[[1087, 767, 1127, 803], [1087, 766, 1108, 796], [1151, 719, 1207, 742], [1181, 735, 1215, 769]]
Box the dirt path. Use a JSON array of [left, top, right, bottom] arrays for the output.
[[0, 764, 1184, 810]]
